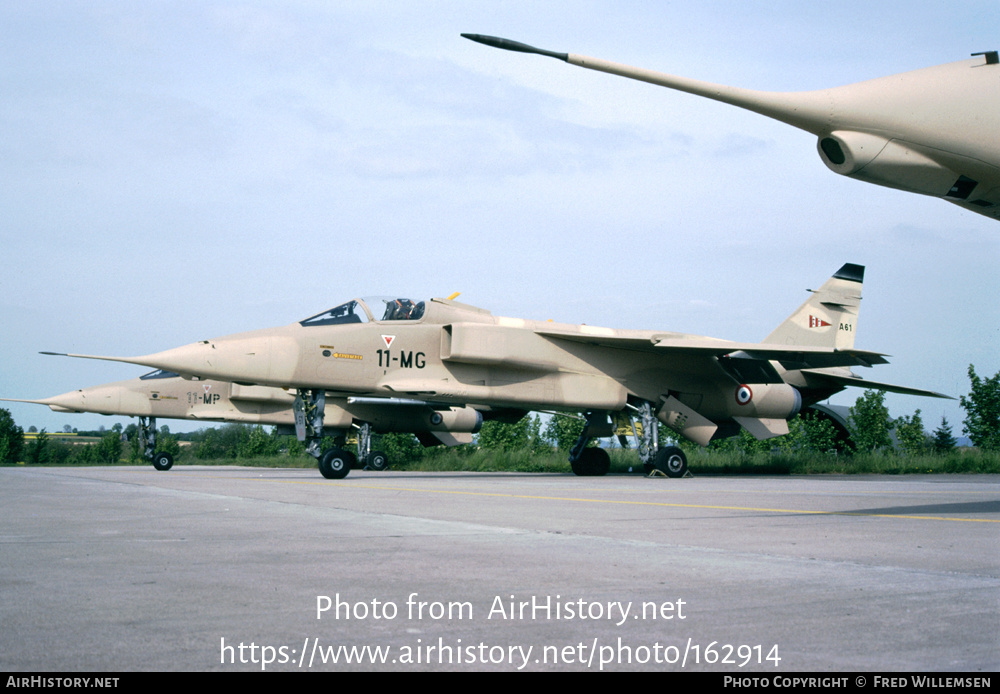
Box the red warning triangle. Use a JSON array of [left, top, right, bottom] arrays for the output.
[[382, 335, 395, 348]]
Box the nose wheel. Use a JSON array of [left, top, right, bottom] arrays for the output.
[[151, 451, 174, 471], [296, 389, 355, 480], [138, 416, 173, 471]]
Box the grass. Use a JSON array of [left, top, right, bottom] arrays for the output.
[[7, 447, 999, 474]]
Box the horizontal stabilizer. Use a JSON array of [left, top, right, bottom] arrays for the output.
[[802, 370, 953, 399]]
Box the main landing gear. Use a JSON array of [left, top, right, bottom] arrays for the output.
[[295, 389, 390, 480], [567, 403, 689, 478], [138, 416, 174, 471], [630, 401, 688, 478], [568, 412, 611, 476], [355, 423, 389, 471]]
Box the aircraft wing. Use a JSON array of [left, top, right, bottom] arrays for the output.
[[536, 329, 889, 370]]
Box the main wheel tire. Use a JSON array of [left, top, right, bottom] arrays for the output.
[[585, 447, 610, 476], [151, 452, 173, 471], [654, 446, 687, 478], [571, 447, 610, 476], [343, 450, 358, 469], [318, 448, 352, 479], [366, 450, 389, 471]]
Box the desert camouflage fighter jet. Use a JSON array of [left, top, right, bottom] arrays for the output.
[[2, 373, 486, 471], [463, 34, 1000, 222], [47, 264, 948, 479]]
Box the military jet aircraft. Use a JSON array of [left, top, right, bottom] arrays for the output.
[[462, 34, 1000, 222], [46, 265, 948, 479], [2, 371, 487, 472]]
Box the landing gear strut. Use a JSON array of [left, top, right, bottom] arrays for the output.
[[629, 401, 688, 478], [356, 423, 389, 471], [295, 389, 352, 479], [138, 416, 173, 471], [569, 403, 689, 478]]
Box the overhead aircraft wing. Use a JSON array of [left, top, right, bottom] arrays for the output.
[[800, 370, 954, 399], [535, 329, 889, 370]]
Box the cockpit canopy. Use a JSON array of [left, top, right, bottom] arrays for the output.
[[299, 297, 426, 327], [140, 369, 181, 380]]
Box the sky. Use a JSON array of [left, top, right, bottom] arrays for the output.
[[2, 1, 998, 437]]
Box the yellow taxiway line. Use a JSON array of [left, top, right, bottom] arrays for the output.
[[278, 480, 1000, 524]]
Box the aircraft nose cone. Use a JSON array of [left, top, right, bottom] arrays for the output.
[[45, 386, 121, 414], [141, 335, 299, 386]]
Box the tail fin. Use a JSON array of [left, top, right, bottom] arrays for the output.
[[763, 263, 863, 350]]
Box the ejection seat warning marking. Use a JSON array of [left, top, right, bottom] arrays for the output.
[[382, 335, 395, 348]]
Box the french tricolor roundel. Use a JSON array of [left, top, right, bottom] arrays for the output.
[[381, 335, 395, 348], [735, 384, 753, 406]]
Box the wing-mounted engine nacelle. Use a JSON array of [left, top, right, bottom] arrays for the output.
[[817, 131, 961, 198]]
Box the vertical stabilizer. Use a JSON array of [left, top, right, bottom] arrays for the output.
[[763, 264, 864, 350]]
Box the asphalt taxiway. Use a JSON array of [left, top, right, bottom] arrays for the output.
[[1, 466, 997, 671]]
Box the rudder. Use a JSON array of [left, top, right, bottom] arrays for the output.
[[762, 263, 863, 350]]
